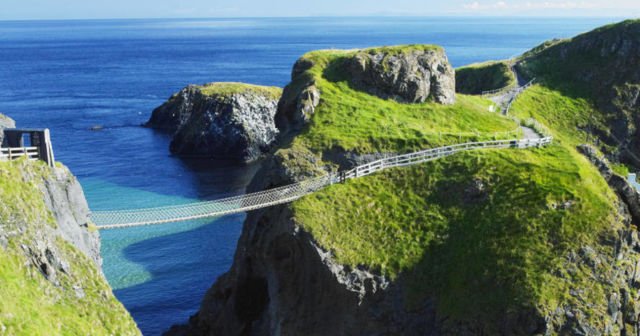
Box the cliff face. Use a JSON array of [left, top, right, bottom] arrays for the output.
[[0, 113, 15, 144], [0, 156, 138, 333], [516, 19, 640, 166], [147, 83, 282, 163]]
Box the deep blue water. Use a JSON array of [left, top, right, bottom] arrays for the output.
[[0, 17, 623, 335]]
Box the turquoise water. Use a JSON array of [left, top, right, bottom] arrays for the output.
[[0, 17, 623, 334]]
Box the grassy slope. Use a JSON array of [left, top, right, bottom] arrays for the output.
[[283, 45, 622, 328], [289, 48, 520, 155], [198, 82, 282, 100], [515, 19, 640, 166], [0, 160, 139, 335], [455, 60, 516, 94]]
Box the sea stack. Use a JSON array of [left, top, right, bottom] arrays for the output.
[[147, 82, 282, 163]]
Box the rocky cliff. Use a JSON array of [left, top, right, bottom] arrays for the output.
[[0, 122, 139, 334], [0, 113, 15, 144], [147, 82, 282, 163], [171, 29, 640, 335]]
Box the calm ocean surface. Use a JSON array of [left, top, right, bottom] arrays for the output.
[[0, 17, 621, 335]]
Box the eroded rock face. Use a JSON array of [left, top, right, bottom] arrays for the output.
[[41, 165, 101, 266], [0, 113, 16, 144], [346, 48, 456, 104], [147, 84, 281, 163], [274, 58, 321, 135]]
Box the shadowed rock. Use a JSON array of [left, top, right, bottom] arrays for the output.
[[147, 83, 282, 163]]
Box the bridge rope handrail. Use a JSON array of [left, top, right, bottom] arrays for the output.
[[482, 77, 535, 97], [91, 136, 552, 230]]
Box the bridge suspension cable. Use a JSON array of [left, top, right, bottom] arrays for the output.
[[90, 137, 552, 230]]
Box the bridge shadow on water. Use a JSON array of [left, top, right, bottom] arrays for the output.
[[112, 213, 246, 335]]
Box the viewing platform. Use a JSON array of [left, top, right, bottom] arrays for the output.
[[0, 128, 55, 167]]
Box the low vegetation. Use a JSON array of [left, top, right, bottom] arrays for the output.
[[0, 160, 139, 335], [455, 60, 516, 94], [288, 49, 520, 155], [198, 82, 282, 100]]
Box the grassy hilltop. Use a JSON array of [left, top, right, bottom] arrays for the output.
[[282, 46, 520, 156]]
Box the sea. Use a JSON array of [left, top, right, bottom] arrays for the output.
[[0, 17, 622, 335]]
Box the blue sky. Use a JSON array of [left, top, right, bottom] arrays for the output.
[[2, 0, 640, 20]]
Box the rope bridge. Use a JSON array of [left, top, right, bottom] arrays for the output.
[[91, 137, 552, 230]]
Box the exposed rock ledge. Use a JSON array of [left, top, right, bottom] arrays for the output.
[[578, 144, 640, 223], [0, 113, 16, 144], [147, 83, 282, 163], [346, 46, 456, 104]]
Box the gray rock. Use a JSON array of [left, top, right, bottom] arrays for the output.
[[0, 113, 16, 145], [40, 166, 101, 266], [578, 144, 640, 224], [147, 83, 282, 163], [275, 57, 321, 135], [346, 47, 456, 105]]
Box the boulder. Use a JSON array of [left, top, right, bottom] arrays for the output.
[[146, 83, 282, 163], [346, 46, 456, 104]]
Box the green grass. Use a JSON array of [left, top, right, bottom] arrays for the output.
[[356, 44, 443, 55], [508, 84, 621, 158], [456, 60, 516, 94], [292, 144, 618, 326], [287, 49, 520, 155], [279, 44, 626, 330], [198, 82, 282, 100], [0, 160, 139, 335]]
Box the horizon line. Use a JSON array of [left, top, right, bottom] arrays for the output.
[[0, 14, 633, 23]]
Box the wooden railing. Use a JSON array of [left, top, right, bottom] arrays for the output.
[[0, 147, 40, 161]]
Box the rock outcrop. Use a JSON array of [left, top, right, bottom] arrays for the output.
[[0, 113, 15, 144], [345, 46, 456, 104], [275, 45, 456, 136], [41, 164, 101, 265], [578, 144, 640, 224], [147, 83, 282, 163], [274, 58, 321, 135]]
